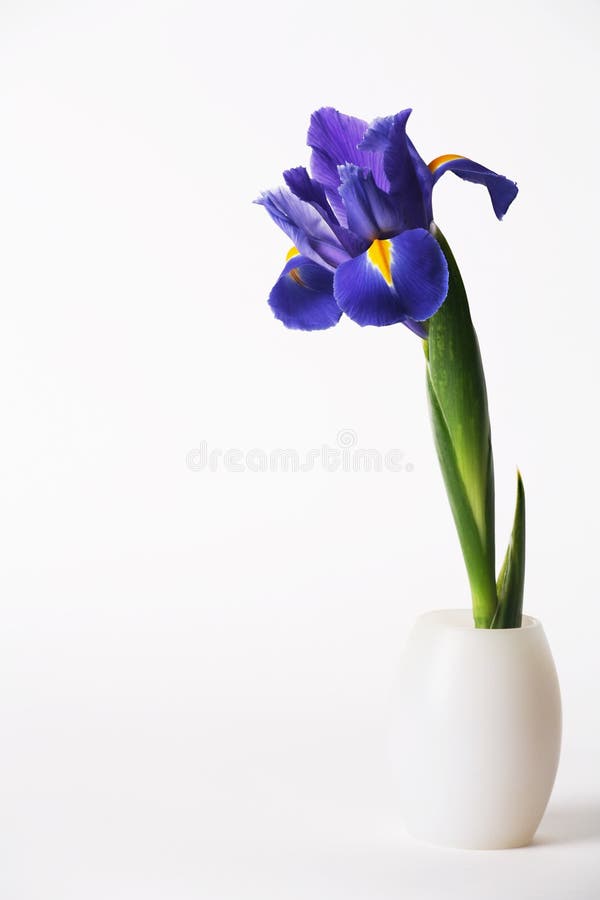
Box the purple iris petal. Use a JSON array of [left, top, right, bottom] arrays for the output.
[[359, 110, 434, 229], [333, 228, 448, 327], [389, 229, 449, 319], [268, 255, 341, 331], [337, 164, 405, 242], [403, 318, 429, 339], [334, 250, 405, 327], [284, 165, 369, 259], [430, 157, 518, 219], [256, 187, 351, 268], [283, 166, 337, 224], [307, 107, 389, 226]]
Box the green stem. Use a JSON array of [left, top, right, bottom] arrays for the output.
[[424, 227, 498, 628]]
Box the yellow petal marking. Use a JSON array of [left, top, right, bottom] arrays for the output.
[[367, 239, 393, 286], [428, 153, 464, 173], [285, 245, 304, 286]]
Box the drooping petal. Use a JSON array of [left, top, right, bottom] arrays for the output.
[[429, 155, 518, 219], [307, 107, 389, 225], [334, 243, 402, 327], [389, 228, 449, 320], [337, 164, 405, 242], [268, 253, 341, 331], [256, 187, 351, 268], [333, 229, 448, 327], [359, 110, 434, 228], [284, 165, 369, 259]]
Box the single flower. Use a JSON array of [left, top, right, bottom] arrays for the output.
[[256, 108, 518, 334]]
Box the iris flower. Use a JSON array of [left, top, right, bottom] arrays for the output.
[[257, 108, 518, 335]]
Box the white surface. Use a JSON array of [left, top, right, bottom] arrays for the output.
[[0, 0, 599, 897], [391, 611, 562, 849]]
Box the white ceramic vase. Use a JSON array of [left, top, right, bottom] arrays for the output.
[[390, 609, 561, 850]]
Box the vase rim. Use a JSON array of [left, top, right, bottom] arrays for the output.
[[416, 609, 540, 631]]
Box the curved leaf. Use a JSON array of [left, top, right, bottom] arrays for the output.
[[492, 471, 526, 629]]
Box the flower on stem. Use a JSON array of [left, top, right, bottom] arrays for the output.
[[257, 108, 517, 334]]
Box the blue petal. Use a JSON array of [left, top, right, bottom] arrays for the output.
[[307, 107, 389, 226], [284, 166, 369, 258], [403, 318, 429, 339], [337, 164, 405, 242], [359, 110, 433, 229], [389, 229, 449, 320], [268, 255, 341, 331], [429, 155, 518, 219], [334, 248, 402, 327], [333, 229, 448, 327], [256, 187, 351, 268], [283, 166, 337, 224]]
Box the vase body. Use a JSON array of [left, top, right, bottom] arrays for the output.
[[390, 609, 561, 850]]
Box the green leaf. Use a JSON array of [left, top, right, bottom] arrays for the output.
[[425, 227, 497, 627], [492, 471, 526, 629]]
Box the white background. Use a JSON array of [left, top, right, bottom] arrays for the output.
[[1, 1, 599, 897]]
